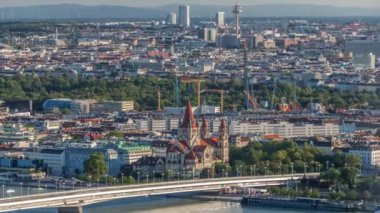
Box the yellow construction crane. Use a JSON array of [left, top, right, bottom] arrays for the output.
[[157, 90, 161, 111], [180, 78, 205, 107], [201, 89, 226, 113]]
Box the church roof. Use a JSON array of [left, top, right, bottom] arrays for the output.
[[200, 138, 218, 147], [193, 145, 207, 152], [167, 144, 184, 153], [219, 119, 226, 130], [181, 100, 197, 129], [201, 116, 208, 128], [185, 150, 198, 160]]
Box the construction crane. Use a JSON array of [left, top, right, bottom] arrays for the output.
[[271, 78, 278, 110], [201, 89, 226, 113], [174, 76, 179, 107], [243, 91, 261, 110], [157, 90, 162, 111], [291, 78, 301, 112], [180, 78, 205, 108]]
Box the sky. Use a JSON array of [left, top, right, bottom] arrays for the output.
[[0, 0, 379, 8]]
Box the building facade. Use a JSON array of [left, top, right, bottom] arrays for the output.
[[167, 12, 177, 25], [179, 5, 190, 28], [349, 145, 380, 169], [229, 120, 340, 138], [215, 12, 225, 27]]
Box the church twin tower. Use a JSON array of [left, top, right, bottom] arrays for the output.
[[178, 101, 229, 163]]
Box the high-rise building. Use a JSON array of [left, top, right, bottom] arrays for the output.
[[216, 33, 240, 49], [198, 28, 217, 42], [167, 12, 177, 25], [208, 28, 217, 42], [353, 53, 376, 69], [198, 28, 209, 40], [246, 34, 264, 49], [179, 5, 190, 28], [215, 12, 225, 27]]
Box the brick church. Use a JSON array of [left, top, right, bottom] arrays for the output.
[[166, 101, 229, 174]]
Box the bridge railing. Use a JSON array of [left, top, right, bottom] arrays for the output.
[[0, 173, 319, 203]]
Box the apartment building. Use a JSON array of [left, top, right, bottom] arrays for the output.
[[349, 145, 380, 169], [229, 121, 340, 138]]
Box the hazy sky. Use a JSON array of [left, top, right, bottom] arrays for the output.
[[0, 0, 379, 8]]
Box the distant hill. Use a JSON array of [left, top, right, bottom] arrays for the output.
[[0, 4, 378, 20], [0, 4, 164, 20], [159, 4, 380, 17]]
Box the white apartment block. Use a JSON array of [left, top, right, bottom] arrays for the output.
[[229, 121, 340, 138], [91, 101, 134, 113], [349, 146, 380, 169], [167, 119, 179, 131], [149, 119, 166, 132], [23, 149, 65, 176], [137, 120, 149, 131]]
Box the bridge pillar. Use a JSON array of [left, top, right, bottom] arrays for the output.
[[57, 206, 83, 213]]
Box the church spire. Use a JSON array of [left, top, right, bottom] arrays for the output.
[[219, 118, 226, 130], [218, 118, 229, 163], [182, 100, 197, 129], [200, 116, 210, 139]]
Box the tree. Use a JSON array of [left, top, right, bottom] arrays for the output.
[[340, 167, 358, 188], [362, 190, 371, 201], [322, 168, 341, 188], [345, 190, 359, 200], [84, 152, 108, 181], [329, 191, 345, 200], [372, 180, 380, 197], [310, 188, 320, 198], [214, 162, 228, 176], [345, 155, 361, 168]]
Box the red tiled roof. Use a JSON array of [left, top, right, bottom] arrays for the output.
[[179, 140, 190, 150], [185, 150, 198, 160], [193, 145, 207, 152], [200, 138, 218, 147], [168, 145, 184, 153]]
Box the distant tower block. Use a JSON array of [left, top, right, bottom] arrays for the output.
[[232, 3, 242, 37], [179, 5, 190, 29], [55, 27, 59, 41], [215, 12, 225, 27], [167, 12, 177, 25]]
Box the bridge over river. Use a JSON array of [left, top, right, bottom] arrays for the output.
[[0, 173, 319, 213]]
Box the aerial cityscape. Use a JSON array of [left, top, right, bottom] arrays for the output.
[[0, 1, 379, 213]]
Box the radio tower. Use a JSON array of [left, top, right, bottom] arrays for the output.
[[243, 41, 249, 110], [232, 2, 242, 37]]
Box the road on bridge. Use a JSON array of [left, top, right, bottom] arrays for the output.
[[0, 173, 319, 212]]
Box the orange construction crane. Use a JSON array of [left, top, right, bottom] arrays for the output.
[[201, 89, 226, 113], [243, 91, 261, 110], [180, 78, 205, 107]]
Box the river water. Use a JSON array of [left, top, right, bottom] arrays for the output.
[[7, 196, 350, 213], [1, 185, 373, 213]]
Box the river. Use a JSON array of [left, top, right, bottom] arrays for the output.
[[1, 185, 374, 213], [6, 196, 353, 213]]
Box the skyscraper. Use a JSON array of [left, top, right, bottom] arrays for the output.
[[179, 5, 190, 28], [215, 12, 225, 27], [167, 12, 177, 25]]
